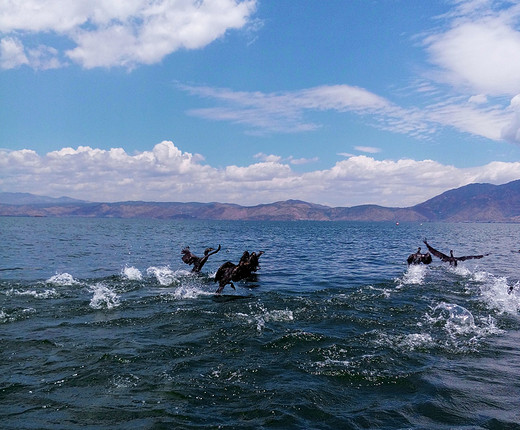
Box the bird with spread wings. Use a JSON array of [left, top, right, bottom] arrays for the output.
[[423, 239, 488, 267]]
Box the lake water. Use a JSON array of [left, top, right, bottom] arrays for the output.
[[1, 217, 520, 429]]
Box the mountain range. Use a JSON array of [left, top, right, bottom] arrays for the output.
[[1, 179, 520, 222]]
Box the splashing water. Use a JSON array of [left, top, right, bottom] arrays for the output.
[[146, 266, 185, 286], [397, 264, 427, 286], [476, 273, 520, 315], [2, 218, 520, 429], [432, 302, 475, 331], [46, 272, 79, 285], [7, 288, 58, 299], [89, 283, 120, 309], [121, 266, 142, 281]]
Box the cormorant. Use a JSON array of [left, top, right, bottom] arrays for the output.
[[214, 250, 264, 294], [423, 239, 488, 267], [181, 245, 221, 273], [407, 247, 432, 265]]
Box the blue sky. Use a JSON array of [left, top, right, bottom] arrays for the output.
[[1, 0, 520, 207]]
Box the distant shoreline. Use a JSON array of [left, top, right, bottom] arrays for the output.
[[1, 179, 520, 222]]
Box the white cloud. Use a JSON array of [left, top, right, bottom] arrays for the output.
[[254, 152, 318, 165], [0, 37, 28, 69], [288, 156, 319, 165], [354, 146, 381, 154], [182, 83, 513, 142], [254, 153, 282, 163], [0, 0, 257, 69], [502, 94, 520, 143], [424, 0, 520, 96], [1, 141, 519, 207], [469, 94, 488, 104]]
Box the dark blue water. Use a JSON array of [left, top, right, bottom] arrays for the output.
[[1, 217, 520, 429]]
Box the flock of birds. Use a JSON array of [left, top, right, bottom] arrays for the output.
[[182, 245, 263, 294], [407, 239, 489, 267], [181, 238, 506, 294], [407, 239, 515, 293]]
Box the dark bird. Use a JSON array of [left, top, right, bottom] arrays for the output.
[[407, 247, 432, 265], [423, 239, 488, 267], [214, 250, 264, 294], [181, 245, 221, 273]]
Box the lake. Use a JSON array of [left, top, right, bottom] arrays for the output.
[[1, 217, 520, 429]]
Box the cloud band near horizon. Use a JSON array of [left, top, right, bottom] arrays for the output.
[[1, 141, 519, 208]]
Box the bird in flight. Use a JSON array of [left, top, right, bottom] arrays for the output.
[[423, 239, 488, 267]]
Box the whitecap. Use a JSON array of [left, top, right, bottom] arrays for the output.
[[89, 283, 120, 310], [46, 273, 79, 286], [121, 266, 142, 281]]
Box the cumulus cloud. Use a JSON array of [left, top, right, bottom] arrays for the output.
[[1, 141, 519, 207], [0, 0, 256, 69]]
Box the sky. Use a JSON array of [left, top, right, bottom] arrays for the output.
[[1, 0, 520, 208]]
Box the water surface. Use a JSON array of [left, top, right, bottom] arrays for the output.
[[1, 218, 520, 429]]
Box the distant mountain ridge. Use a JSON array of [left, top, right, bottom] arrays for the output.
[[1, 179, 520, 222], [0, 192, 87, 205]]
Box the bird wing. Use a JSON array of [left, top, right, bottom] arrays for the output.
[[456, 253, 489, 262], [423, 240, 451, 262], [181, 248, 197, 265]]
